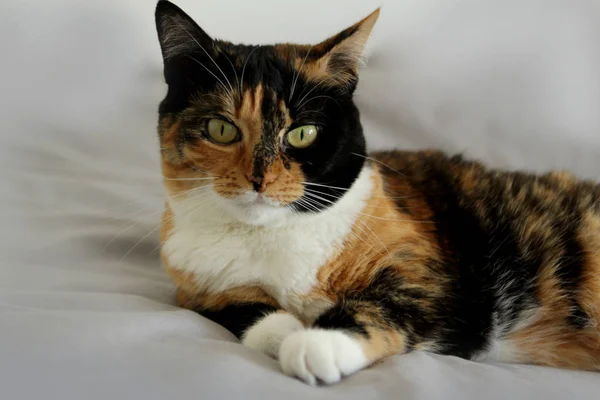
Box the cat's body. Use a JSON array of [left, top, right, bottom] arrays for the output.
[[155, 1, 600, 385]]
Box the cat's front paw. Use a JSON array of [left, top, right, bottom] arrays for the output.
[[242, 312, 304, 358], [279, 329, 367, 385]]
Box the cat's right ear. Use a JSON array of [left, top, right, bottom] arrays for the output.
[[155, 1, 214, 64]]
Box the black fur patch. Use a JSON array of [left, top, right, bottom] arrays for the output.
[[196, 303, 277, 339], [314, 267, 439, 350], [566, 304, 593, 329], [251, 89, 280, 182], [555, 215, 586, 325], [313, 302, 369, 337]]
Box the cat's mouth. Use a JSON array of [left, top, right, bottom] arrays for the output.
[[233, 191, 281, 208], [216, 190, 291, 226]]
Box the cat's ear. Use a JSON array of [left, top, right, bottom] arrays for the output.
[[311, 9, 380, 88], [155, 0, 215, 62]]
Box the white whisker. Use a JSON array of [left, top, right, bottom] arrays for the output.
[[292, 197, 320, 215], [289, 46, 313, 102], [187, 165, 212, 175], [296, 109, 327, 119], [240, 46, 259, 95], [303, 187, 345, 200], [102, 186, 221, 253], [102, 208, 165, 254], [302, 188, 431, 224], [302, 195, 379, 253], [302, 191, 392, 251], [163, 177, 215, 182], [295, 79, 327, 109], [296, 193, 381, 254], [149, 242, 163, 256], [302, 190, 337, 207], [120, 223, 162, 261], [303, 187, 414, 209], [90, 199, 162, 216], [169, 16, 234, 96], [149, 188, 224, 257], [303, 181, 414, 200], [302, 181, 352, 192], [357, 212, 433, 224], [222, 51, 239, 93], [351, 152, 407, 178], [356, 218, 389, 254], [187, 55, 230, 97], [170, 184, 221, 197], [297, 95, 337, 110]]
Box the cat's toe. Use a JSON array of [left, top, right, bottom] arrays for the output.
[[278, 329, 367, 385]]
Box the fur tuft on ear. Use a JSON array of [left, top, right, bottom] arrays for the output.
[[310, 9, 380, 89], [155, 0, 214, 61]]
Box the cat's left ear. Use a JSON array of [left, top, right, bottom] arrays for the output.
[[311, 9, 380, 88]]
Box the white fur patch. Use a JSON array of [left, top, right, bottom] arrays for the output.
[[484, 339, 524, 364], [162, 167, 374, 317], [242, 312, 304, 358], [279, 329, 367, 385], [477, 307, 541, 363]]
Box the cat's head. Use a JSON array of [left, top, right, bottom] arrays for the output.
[[155, 0, 379, 226]]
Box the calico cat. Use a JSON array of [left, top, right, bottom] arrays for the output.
[[155, 0, 600, 385]]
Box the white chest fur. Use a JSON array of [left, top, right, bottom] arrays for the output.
[[162, 167, 373, 317]]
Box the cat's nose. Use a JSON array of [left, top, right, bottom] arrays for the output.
[[245, 171, 278, 193], [248, 176, 263, 193]]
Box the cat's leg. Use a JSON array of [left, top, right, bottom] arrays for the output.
[[278, 302, 410, 385], [279, 268, 438, 385], [170, 273, 305, 359], [200, 304, 304, 358]]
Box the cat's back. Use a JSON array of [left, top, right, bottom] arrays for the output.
[[371, 149, 600, 224]]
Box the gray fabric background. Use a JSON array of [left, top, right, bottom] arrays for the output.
[[1, 0, 599, 398]]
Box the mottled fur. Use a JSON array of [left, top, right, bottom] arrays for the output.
[[154, 1, 600, 385]]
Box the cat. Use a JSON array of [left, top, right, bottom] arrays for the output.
[[154, 0, 600, 385]]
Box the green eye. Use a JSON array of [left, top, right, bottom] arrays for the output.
[[207, 119, 239, 144], [287, 125, 318, 149]]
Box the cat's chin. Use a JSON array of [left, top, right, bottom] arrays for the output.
[[220, 195, 291, 227], [224, 203, 291, 227]]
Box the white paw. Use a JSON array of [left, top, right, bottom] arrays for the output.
[[242, 312, 304, 358], [279, 329, 367, 385]]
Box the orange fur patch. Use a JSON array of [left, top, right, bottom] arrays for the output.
[[505, 317, 600, 370], [309, 167, 442, 302], [170, 267, 278, 311]]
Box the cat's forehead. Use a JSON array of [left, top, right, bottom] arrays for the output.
[[222, 43, 307, 93], [236, 83, 290, 122], [222, 43, 310, 70], [185, 43, 311, 123], [188, 78, 290, 128]]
